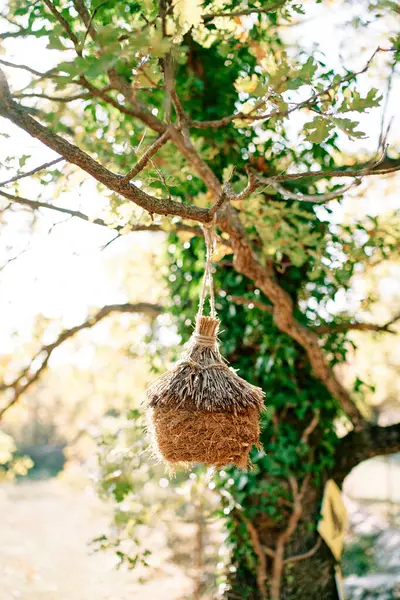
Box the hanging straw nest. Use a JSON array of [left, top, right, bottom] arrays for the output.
[[147, 315, 265, 469]]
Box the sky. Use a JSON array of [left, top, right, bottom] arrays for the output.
[[0, 0, 399, 353]]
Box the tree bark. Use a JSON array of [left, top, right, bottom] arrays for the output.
[[228, 490, 340, 600]]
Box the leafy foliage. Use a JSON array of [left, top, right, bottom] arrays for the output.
[[0, 431, 33, 481]]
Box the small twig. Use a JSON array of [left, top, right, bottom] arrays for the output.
[[0, 157, 64, 187], [270, 475, 310, 600], [208, 167, 236, 220], [227, 165, 258, 201], [266, 179, 361, 204], [100, 230, 122, 251], [202, 0, 288, 21], [163, 53, 186, 127], [190, 47, 394, 130], [378, 60, 396, 152], [209, 165, 258, 220], [0, 58, 54, 77], [0, 189, 208, 238], [315, 312, 400, 335], [13, 91, 93, 102], [122, 130, 171, 182], [243, 518, 268, 600], [149, 158, 171, 199], [80, 0, 106, 51], [42, 0, 80, 50], [230, 295, 273, 313], [283, 538, 322, 565], [0, 242, 31, 273], [300, 410, 320, 445], [0, 302, 163, 420], [253, 148, 397, 185]]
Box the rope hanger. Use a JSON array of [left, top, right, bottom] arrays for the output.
[[196, 222, 217, 324], [194, 223, 217, 347]]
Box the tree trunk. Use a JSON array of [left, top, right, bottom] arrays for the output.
[[228, 496, 339, 600]]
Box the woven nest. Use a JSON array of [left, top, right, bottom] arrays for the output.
[[146, 316, 265, 469], [148, 406, 260, 469]]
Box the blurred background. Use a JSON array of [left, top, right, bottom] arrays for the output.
[[0, 0, 399, 598]]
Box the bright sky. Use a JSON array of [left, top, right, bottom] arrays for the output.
[[0, 0, 399, 353]]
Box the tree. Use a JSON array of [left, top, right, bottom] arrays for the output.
[[0, 0, 399, 598]]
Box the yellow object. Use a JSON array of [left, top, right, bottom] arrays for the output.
[[335, 565, 346, 600], [318, 479, 347, 561]]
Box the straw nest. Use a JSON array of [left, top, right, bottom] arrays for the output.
[[148, 407, 260, 469], [146, 316, 265, 469]]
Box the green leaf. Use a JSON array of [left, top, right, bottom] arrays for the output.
[[338, 88, 382, 113], [302, 116, 334, 143], [298, 56, 318, 81], [332, 117, 366, 140]]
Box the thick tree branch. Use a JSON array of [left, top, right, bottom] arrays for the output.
[[0, 302, 163, 420], [333, 422, 400, 485], [219, 212, 364, 426], [0, 69, 211, 223]]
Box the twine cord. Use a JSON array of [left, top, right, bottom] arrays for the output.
[[196, 223, 216, 329], [193, 333, 217, 347], [181, 360, 229, 371]]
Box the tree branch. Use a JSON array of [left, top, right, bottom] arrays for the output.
[[333, 422, 400, 485], [0, 157, 63, 187], [265, 179, 361, 204], [283, 538, 321, 565], [222, 218, 364, 426], [42, 0, 80, 49], [0, 26, 40, 40], [230, 295, 273, 313], [0, 302, 163, 420], [190, 47, 394, 130], [0, 58, 54, 78], [237, 513, 269, 600], [253, 155, 400, 183], [202, 1, 288, 21], [270, 475, 310, 600], [104, 71, 222, 195], [0, 69, 211, 223], [0, 189, 205, 237], [123, 129, 171, 182], [316, 312, 400, 335], [0, 65, 365, 426], [13, 91, 94, 102], [300, 410, 320, 444]]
